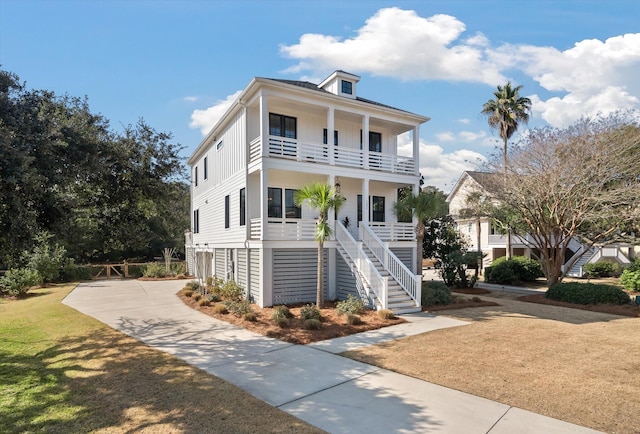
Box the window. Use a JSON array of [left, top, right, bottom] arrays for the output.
[[194, 166, 198, 187], [216, 140, 223, 150], [224, 195, 230, 229], [285, 189, 301, 219], [239, 188, 246, 226], [322, 129, 339, 146], [341, 80, 352, 95], [269, 113, 297, 139], [357, 195, 363, 225], [193, 209, 200, 234], [360, 130, 382, 152], [203, 157, 208, 180], [268, 187, 282, 218], [372, 196, 385, 222]]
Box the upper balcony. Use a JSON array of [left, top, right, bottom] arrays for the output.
[[249, 135, 416, 175]]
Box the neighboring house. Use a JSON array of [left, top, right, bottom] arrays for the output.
[[447, 171, 637, 277], [185, 71, 429, 313]]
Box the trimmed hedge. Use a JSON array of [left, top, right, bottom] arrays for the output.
[[546, 282, 630, 305], [485, 256, 543, 284], [421, 281, 452, 306], [583, 261, 621, 278]]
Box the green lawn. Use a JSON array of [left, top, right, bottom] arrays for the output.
[[0, 285, 323, 433]]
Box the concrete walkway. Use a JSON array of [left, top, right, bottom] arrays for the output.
[[63, 280, 602, 434]]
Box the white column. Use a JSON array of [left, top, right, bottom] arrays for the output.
[[260, 93, 269, 158], [260, 169, 268, 240], [362, 178, 370, 224], [413, 126, 420, 176], [261, 248, 273, 307], [327, 107, 335, 165], [328, 248, 337, 300], [362, 115, 370, 170]]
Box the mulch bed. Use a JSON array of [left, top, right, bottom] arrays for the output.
[[178, 293, 406, 345], [451, 288, 492, 295], [517, 293, 640, 317]]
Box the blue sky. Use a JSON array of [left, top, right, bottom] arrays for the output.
[[2, 0, 639, 191]]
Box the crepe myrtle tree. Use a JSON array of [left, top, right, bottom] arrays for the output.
[[295, 182, 345, 308], [484, 112, 640, 287]]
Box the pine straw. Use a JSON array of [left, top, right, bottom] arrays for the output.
[[342, 295, 640, 434]]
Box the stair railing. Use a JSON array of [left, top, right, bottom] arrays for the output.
[[361, 223, 420, 307], [335, 222, 389, 309]]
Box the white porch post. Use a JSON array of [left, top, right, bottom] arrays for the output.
[[362, 178, 370, 225], [260, 169, 268, 240], [412, 126, 420, 176], [362, 115, 370, 170], [260, 93, 269, 158], [327, 107, 335, 165], [412, 183, 420, 275]]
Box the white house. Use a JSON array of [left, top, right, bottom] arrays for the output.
[[185, 71, 429, 313], [447, 170, 636, 276]]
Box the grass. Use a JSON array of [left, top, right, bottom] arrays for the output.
[[0, 285, 324, 433], [342, 292, 640, 434]]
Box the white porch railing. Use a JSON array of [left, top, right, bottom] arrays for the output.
[[248, 136, 416, 175], [249, 218, 318, 240], [368, 222, 415, 241], [361, 223, 420, 307], [336, 222, 389, 309]]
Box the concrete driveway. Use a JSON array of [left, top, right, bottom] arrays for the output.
[[63, 279, 602, 434]]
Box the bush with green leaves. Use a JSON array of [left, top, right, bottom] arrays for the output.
[[421, 281, 452, 306], [346, 313, 362, 325], [272, 305, 293, 321], [583, 261, 621, 278], [23, 232, 67, 284], [303, 318, 322, 330], [620, 268, 640, 291], [143, 263, 167, 278], [485, 256, 542, 284], [300, 304, 321, 321], [336, 295, 365, 316], [225, 299, 253, 317], [58, 260, 92, 282], [221, 279, 244, 301], [0, 268, 40, 296], [377, 309, 395, 320], [546, 282, 631, 305]]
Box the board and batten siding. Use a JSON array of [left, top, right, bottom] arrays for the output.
[[249, 249, 260, 303], [272, 249, 328, 305]]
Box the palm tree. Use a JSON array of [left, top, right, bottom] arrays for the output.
[[481, 82, 532, 259], [393, 187, 447, 276], [294, 182, 345, 308]]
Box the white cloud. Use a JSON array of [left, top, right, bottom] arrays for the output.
[[458, 130, 487, 142], [436, 131, 456, 142], [189, 90, 242, 135], [183, 96, 199, 103], [458, 118, 471, 124], [506, 33, 640, 126], [280, 7, 505, 85]]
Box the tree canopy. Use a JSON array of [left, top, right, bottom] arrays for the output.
[[0, 69, 189, 266], [484, 112, 640, 286]]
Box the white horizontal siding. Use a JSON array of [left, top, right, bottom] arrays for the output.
[[237, 249, 247, 289], [249, 249, 261, 303]]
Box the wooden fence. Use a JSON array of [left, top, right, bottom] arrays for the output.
[[84, 261, 186, 280]]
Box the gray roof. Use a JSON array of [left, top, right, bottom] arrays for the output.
[[264, 78, 412, 114]]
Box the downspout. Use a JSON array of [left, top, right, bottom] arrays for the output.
[[239, 97, 251, 301]]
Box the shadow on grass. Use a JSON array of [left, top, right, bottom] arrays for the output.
[[0, 328, 321, 434]]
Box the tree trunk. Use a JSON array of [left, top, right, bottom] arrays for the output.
[[317, 242, 324, 308], [475, 217, 482, 270], [506, 231, 512, 260], [503, 135, 512, 260]]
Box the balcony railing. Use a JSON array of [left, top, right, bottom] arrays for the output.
[[249, 218, 318, 241], [368, 222, 415, 241], [249, 135, 415, 175]]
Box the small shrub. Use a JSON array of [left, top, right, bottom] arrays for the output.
[[300, 304, 321, 321], [626, 259, 640, 273], [620, 269, 640, 291], [143, 263, 167, 278], [59, 260, 92, 282], [336, 295, 365, 316], [546, 282, 631, 305], [485, 256, 542, 284], [303, 318, 322, 330], [212, 303, 228, 314], [346, 314, 362, 325], [126, 264, 145, 278], [23, 232, 67, 284], [225, 299, 253, 317], [183, 289, 193, 297], [206, 293, 221, 303], [221, 279, 244, 301], [243, 312, 257, 322], [421, 281, 452, 306], [471, 296, 482, 302], [274, 317, 289, 328], [193, 293, 202, 301], [378, 309, 395, 320], [0, 268, 40, 296], [198, 298, 209, 307], [273, 305, 294, 318], [584, 262, 620, 278]]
